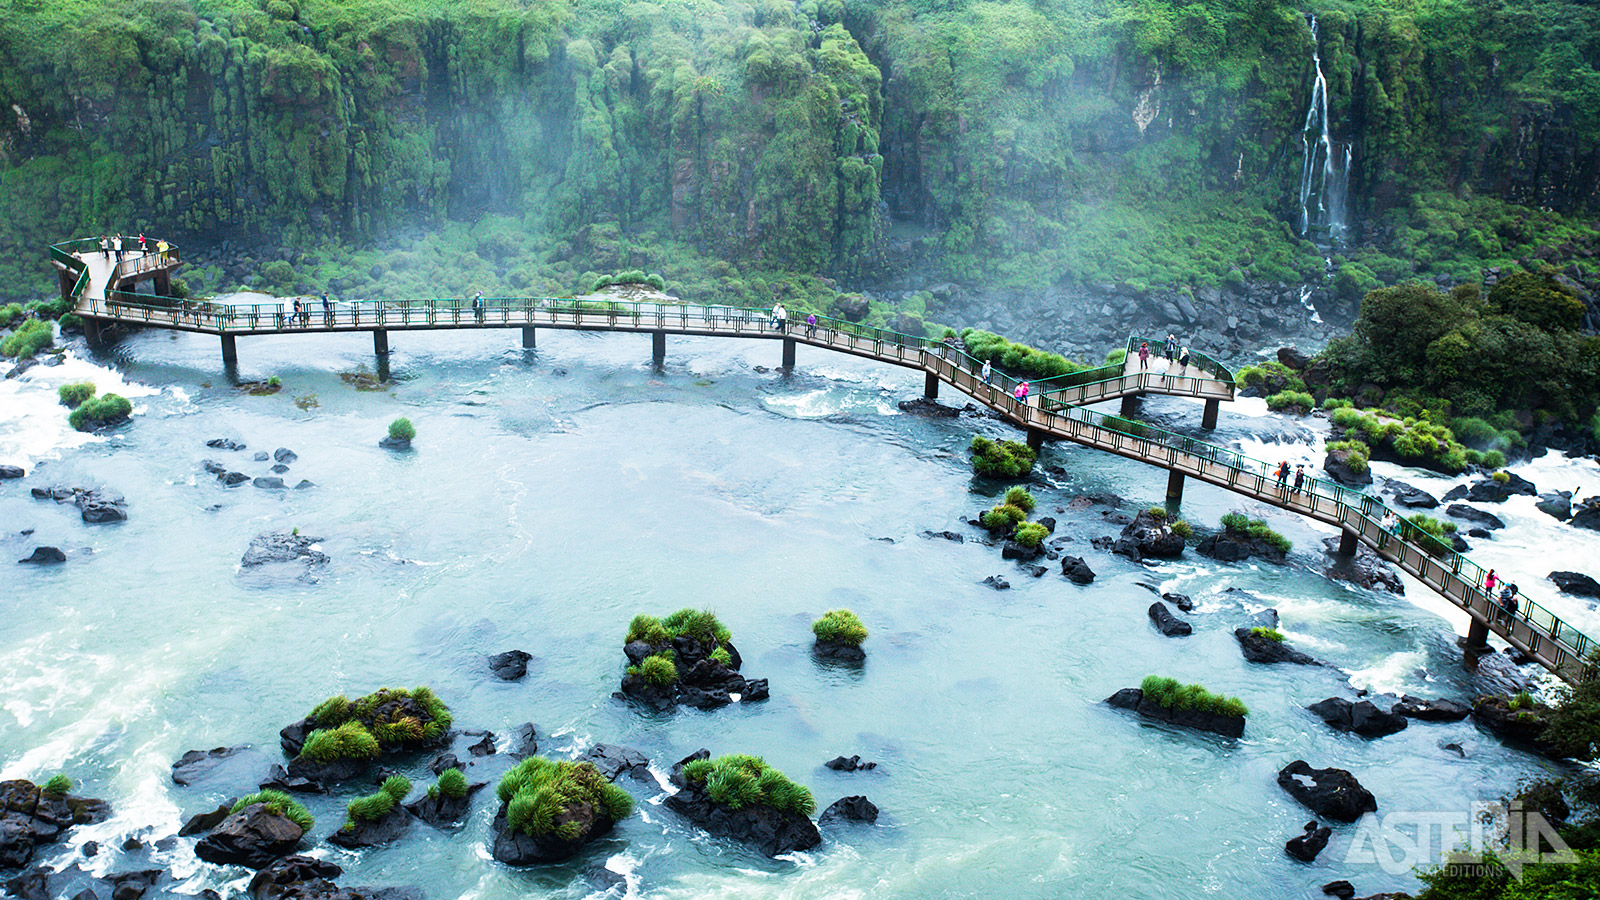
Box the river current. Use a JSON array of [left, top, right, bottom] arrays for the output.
[[3, 326, 1598, 899]]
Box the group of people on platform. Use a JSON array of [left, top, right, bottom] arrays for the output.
[[96, 233, 169, 264], [1134, 334, 1192, 372]]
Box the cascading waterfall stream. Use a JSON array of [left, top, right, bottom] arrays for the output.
[[1297, 14, 1351, 246]]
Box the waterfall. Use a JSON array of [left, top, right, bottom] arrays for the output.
[[1296, 15, 1350, 246]]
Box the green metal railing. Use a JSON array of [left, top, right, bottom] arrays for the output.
[[50, 237, 182, 304]]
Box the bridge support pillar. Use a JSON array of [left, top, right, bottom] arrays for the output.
[[522, 327, 536, 350], [1338, 528, 1358, 557], [1465, 617, 1490, 649], [1165, 469, 1184, 503], [153, 270, 171, 298], [924, 371, 939, 400], [82, 317, 102, 348], [781, 338, 796, 371], [1026, 428, 1046, 452], [652, 331, 666, 366], [1119, 393, 1141, 417], [58, 268, 75, 303], [373, 329, 389, 356], [1202, 398, 1220, 430], [220, 333, 237, 366]]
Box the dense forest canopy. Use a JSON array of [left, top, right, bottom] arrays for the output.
[[0, 0, 1595, 310]]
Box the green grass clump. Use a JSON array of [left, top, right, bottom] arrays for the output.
[[387, 417, 415, 441], [591, 270, 668, 292], [812, 609, 868, 646], [1105, 348, 1127, 365], [626, 653, 678, 686], [299, 720, 381, 763], [1013, 521, 1049, 548], [1139, 675, 1249, 718], [434, 768, 468, 800], [680, 754, 815, 816], [659, 608, 732, 645], [980, 503, 1028, 534], [1003, 486, 1036, 513], [311, 695, 353, 727], [58, 313, 82, 331], [1320, 398, 1353, 410], [381, 775, 412, 801], [0, 303, 21, 322], [1325, 439, 1371, 474], [969, 435, 1036, 478], [1266, 390, 1315, 413], [959, 328, 1083, 380], [41, 774, 72, 795], [1508, 690, 1536, 712], [1170, 519, 1194, 539], [1220, 514, 1293, 554], [231, 790, 314, 832], [1, 318, 52, 358], [345, 787, 398, 826], [306, 687, 453, 752], [1481, 450, 1507, 469], [1249, 627, 1286, 643], [498, 757, 633, 841], [709, 646, 732, 666], [1330, 407, 1365, 429], [57, 381, 96, 408], [626, 614, 669, 645], [1491, 470, 1510, 483], [67, 394, 132, 432]]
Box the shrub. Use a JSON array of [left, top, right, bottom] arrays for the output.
[[306, 687, 451, 750], [710, 646, 732, 666], [0, 318, 52, 358], [1330, 407, 1365, 429], [1105, 348, 1127, 365], [1491, 470, 1510, 484], [1266, 390, 1315, 413], [299, 720, 381, 762], [1320, 398, 1353, 410], [68, 394, 132, 432], [435, 767, 468, 799], [0, 302, 21, 322], [345, 789, 397, 825], [980, 503, 1027, 533], [959, 328, 1082, 380], [381, 775, 412, 801], [1103, 415, 1148, 437], [388, 417, 415, 441], [659, 608, 732, 644], [680, 754, 814, 816], [1508, 691, 1535, 712], [231, 790, 314, 832], [1145, 506, 1168, 520], [58, 313, 82, 331], [1325, 439, 1370, 474], [1138, 676, 1249, 718], [498, 757, 633, 840], [627, 653, 678, 686], [57, 382, 96, 408], [310, 695, 353, 727], [1013, 521, 1049, 548], [813, 609, 868, 646], [267, 375, 281, 388], [1482, 450, 1507, 469], [41, 774, 72, 795], [969, 435, 1036, 478], [1170, 519, 1194, 539], [626, 614, 669, 644], [1405, 513, 1455, 539], [1221, 514, 1293, 554], [1249, 627, 1285, 643], [1004, 486, 1036, 513]]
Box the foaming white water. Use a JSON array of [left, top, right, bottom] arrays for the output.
[[764, 387, 897, 419], [1346, 649, 1432, 695], [0, 348, 162, 468]]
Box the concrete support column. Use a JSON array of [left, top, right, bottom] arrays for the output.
[[1119, 393, 1141, 417], [1338, 528, 1358, 557], [521, 326, 536, 349], [1202, 397, 1220, 430], [153, 270, 171, 298], [1465, 617, 1490, 649], [1026, 428, 1046, 452], [924, 371, 939, 400], [1166, 469, 1185, 503], [782, 338, 796, 371], [373, 329, 389, 355], [220, 333, 237, 365], [83, 317, 102, 347], [58, 268, 75, 302], [652, 331, 666, 366]]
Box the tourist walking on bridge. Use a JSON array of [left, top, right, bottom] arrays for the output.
[[1498, 584, 1519, 625], [771, 302, 788, 333], [981, 358, 992, 385], [1275, 460, 1290, 491], [1014, 381, 1029, 405], [1485, 568, 1498, 596], [1164, 333, 1177, 363], [112, 234, 123, 260], [473, 291, 484, 323], [1137, 341, 1150, 370], [322, 292, 332, 325], [1292, 464, 1305, 492], [99, 236, 109, 259], [806, 313, 817, 336]]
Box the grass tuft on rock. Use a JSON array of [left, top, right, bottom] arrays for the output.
[[1220, 513, 1292, 554], [626, 653, 679, 686], [1249, 626, 1286, 643], [67, 394, 132, 432], [681, 754, 815, 816], [388, 417, 415, 441], [433, 767, 468, 800], [969, 435, 1036, 478], [1139, 675, 1249, 718], [299, 720, 382, 763], [812, 609, 868, 646], [41, 774, 72, 795], [0, 318, 52, 358], [498, 757, 633, 841], [232, 789, 314, 832], [980, 503, 1027, 534], [1003, 486, 1036, 513], [303, 686, 453, 754], [57, 381, 96, 409], [1013, 521, 1049, 548]]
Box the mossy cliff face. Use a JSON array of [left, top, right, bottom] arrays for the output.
[[0, 0, 1594, 298]]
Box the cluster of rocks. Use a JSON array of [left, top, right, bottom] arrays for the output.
[[1090, 510, 1183, 563], [1196, 527, 1287, 565], [1320, 537, 1403, 594], [30, 484, 126, 523], [664, 750, 822, 858], [204, 440, 313, 491], [0, 779, 110, 869], [616, 634, 769, 712], [240, 531, 328, 570], [1104, 686, 1244, 738]]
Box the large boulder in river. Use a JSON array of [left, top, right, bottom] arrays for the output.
[[1536, 492, 1573, 521], [487, 650, 532, 681], [1061, 556, 1096, 584], [1573, 501, 1600, 532], [1384, 481, 1439, 509], [247, 854, 424, 900], [491, 759, 629, 865], [1235, 627, 1319, 665], [1277, 760, 1377, 822], [819, 796, 878, 827], [1470, 695, 1563, 757], [1197, 528, 1287, 564], [171, 746, 276, 792], [241, 531, 328, 569], [1116, 511, 1186, 561], [1323, 449, 1372, 486], [1466, 472, 1537, 503], [1305, 698, 1408, 738], [664, 750, 821, 858], [0, 464, 25, 479], [327, 806, 411, 850], [0, 780, 110, 869], [1285, 821, 1332, 862], [1549, 571, 1600, 599], [1447, 504, 1504, 530], [17, 546, 66, 564], [1105, 688, 1245, 738], [194, 803, 305, 869], [1147, 602, 1192, 637], [31, 485, 128, 523], [1392, 696, 1471, 722]]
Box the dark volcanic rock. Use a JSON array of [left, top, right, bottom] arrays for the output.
[[488, 650, 532, 681], [32, 485, 128, 524], [206, 438, 246, 451], [1536, 492, 1573, 521], [172, 746, 275, 790], [1321, 881, 1356, 899], [252, 477, 286, 490], [246, 855, 341, 899], [1574, 502, 1600, 532], [1235, 628, 1319, 665], [1277, 760, 1377, 822], [616, 634, 765, 712], [1198, 530, 1288, 564], [241, 532, 328, 568], [327, 807, 410, 849], [0, 780, 111, 869], [920, 530, 965, 543], [981, 575, 1011, 590], [1321, 537, 1404, 594], [1117, 511, 1186, 561], [284, 755, 371, 785], [1392, 696, 1472, 722], [581, 744, 652, 783], [1277, 347, 1311, 369], [1447, 504, 1505, 530], [508, 722, 539, 758], [664, 751, 821, 857], [491, 795, 621, 865], [1286, 821, 1332, 862], [405, 782, 482, 829], [378, 436, 411, 451], [219, 471, 250, 486], [1305, 698, 1408, 738], [1471, 695, 1560, 756], [17, 546, 65, 564], [194, 803, 305, 868], [1000, 540, 1043, 561], [814, 639, 866, 662], [1465, 473, 1537, 503], [1105, 688, 1245, 738], [0, 464, 25, 479], [896, 397, 960, 417], [273, 448, 297, 464], [1324, 449, 1373, 486], [1385, 481, 1439, 509], [819, 796, 878, 826], [179, 804, 234, 837], [1162, 592, 1194, 612], [824, 755, 877, 772], [1549, 571, 1600, 599], [1061, 556, 1095, 584], [1147, 602, 1192, 637]]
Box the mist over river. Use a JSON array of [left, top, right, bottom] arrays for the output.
[[3, 326, 1598, 899]]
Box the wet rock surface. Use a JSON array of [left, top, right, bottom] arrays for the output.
[[1147, 601, 1192, 637], [241, 532, 328, 569], [1321, 537, 1404, 594], [664, 750, 821, 858], [1061, 556, 1095, 584], [0, 780, 111, 869], [487, 650, 532, 681], [1305, 698, 1408, 738], [193, 802, 305, 869], [1277, 760, 1378, 822], [1105, 688, 1245, 738], [819, 796, 878, 827], [1235, 628, 1319, 665], [1285, 821, 1332, 862], [171, 746, 276, 791], [31, 485, 127, 523], [1549, 571, 1600, 598]]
